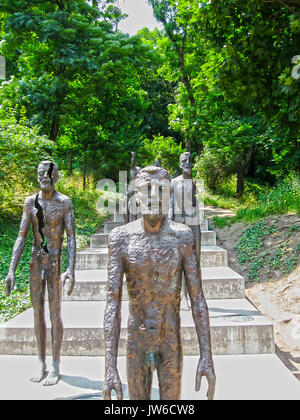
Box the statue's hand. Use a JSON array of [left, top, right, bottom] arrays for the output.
[[103, 369, 123, 400], [61, 269, 75, 297], [195, 357, 216, 400], [5, 274, 15, 296]]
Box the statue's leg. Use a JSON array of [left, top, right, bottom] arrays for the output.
[[127, 339, 153, 400], [29, 255, 47, 383], [157, 340, 183, 400], [43, 259, 63, 386], [191, 224, 201, 271], [181, 274, 190, 311]]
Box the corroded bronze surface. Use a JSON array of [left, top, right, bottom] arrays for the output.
[[5, 161, 76, 386], [170, 152, 202, 311], [103, 166, 215, 400]]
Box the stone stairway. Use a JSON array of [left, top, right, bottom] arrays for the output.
[[0, 216, 275, 358]]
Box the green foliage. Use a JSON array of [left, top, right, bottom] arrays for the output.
[[234, 218, 300, 282], [0, 220, 32, 323], [56, 171, 106, 246], [140, 135, 185, 174], [0, 116, 53, 218], [148, 0, 300, 186], [235, 222, 276, 265], [236, 174, 300, 221], [206, 174, 299, 226]]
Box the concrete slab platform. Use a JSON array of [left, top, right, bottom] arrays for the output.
[[75, 246, 228, 270], [0, 354, 299, 400], [0, 299, 274, 356], [63, 267, 245, 301]]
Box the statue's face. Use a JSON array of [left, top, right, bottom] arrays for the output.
[[37, 162, 58, 191], [180, 154, 192, 175], [136, 175, 170, 216]]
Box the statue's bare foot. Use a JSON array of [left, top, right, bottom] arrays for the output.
[[30, 361, 47, 383], [43, 363, 60, 386]]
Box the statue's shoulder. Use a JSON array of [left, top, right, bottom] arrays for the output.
[[168, 220, 194, 243], [56, 192, 73, 207], [24, 194, 36, 208], [109, 220, 141, 244]]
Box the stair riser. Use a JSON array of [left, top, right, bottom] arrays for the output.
[[63, 278, 245, 301], [0, 324, 274, 356], [90, 231, 217, 248], [75, 250, 227, 270]]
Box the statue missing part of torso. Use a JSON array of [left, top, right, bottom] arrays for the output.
[[5, 161, 76, 386]]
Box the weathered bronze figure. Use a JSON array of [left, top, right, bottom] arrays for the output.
[[169, 152, 202, 311], [125, 151, 141, 223], [103, 166, 215, 400], [5, 161, 76, 386]]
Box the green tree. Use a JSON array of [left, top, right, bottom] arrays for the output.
[[0, 0, 122, 141]]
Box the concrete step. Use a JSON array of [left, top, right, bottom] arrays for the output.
[[0, 299, 274, 356], [63, 266, 245, 301], [90, 230, 217, 248], [103, 219, 209, 234], [75, 245, 228, 270], [0, 354, 299, 400]]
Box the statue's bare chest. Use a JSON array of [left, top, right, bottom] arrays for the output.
[[126, 233, 181, 275], [32, 200, 64, 227]]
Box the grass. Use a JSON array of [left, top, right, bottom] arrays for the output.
[[207, 174, 300, 227]]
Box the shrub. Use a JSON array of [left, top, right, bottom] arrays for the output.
[[0, 117, 53, 218], [140, 135, 185, 174]]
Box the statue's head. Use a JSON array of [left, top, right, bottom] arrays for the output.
[[135, 166, 170, 216], [179, 152, 192, 176], [37, 161, 59, 192]]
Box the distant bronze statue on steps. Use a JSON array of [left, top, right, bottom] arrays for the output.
[[125, 151, 141, 224], [5, 161, 76, 386], [169, 152, 202, 311], [103, 165, 215, 400]]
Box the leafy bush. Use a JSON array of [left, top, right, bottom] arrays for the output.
[[140, 135, 185, 174], [236, 174, 300, 222], [194, 147, 230, 191], [0, 117, 53, 218], [0, 220, 32, 323]]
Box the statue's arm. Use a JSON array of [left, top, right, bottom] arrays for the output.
[[103, 230, 124, 400], [62, 198, 76, 296], [6, 197, 32, 295], [181, 230, 216, 399]]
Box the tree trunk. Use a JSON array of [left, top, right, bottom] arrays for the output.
[[83, 154, 87, 191], [50, 119, 59, 142], [185, 138, 191, 153], [236, 143, 254, 197], [68, 149, 73, 175], [236, 166, 245, 197]]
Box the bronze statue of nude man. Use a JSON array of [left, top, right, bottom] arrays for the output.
[[103, 166, 215, 400], [5, 161, 76, 386], [170, 152, 202, 310]]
